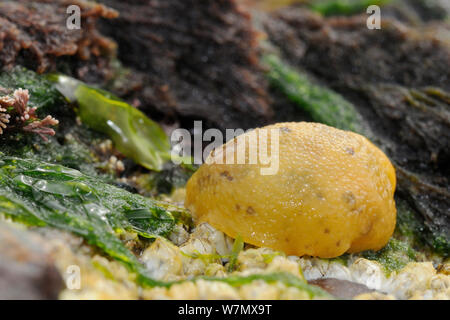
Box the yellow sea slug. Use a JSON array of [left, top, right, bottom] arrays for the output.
[[185, 122, 397, 258]]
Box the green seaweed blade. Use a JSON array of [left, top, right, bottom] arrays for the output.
[[263, 54, 369, 136], [74, 85, 171, 171], [0, 156, 182, 284], [50, 74, 171, 171]]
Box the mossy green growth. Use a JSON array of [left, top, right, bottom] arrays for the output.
[[0, 66, 66, 114], [362, 238, 418, 276], [395, 197, 449, 257], [395, 198, 426, 245], [263, 54, 369, 136], [0, 67, 108, 179], [309, 0, 391, 16]]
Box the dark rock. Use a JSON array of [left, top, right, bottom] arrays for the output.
[[309, 278, 374, 299], [98, 0, 273, 130]]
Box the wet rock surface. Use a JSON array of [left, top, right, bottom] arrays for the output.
[[0, 223, 64, 299]]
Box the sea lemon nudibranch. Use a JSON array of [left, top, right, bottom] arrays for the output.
[[185, 122, 397, 258]]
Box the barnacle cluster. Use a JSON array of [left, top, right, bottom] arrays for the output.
[[43, 222, 449, 300]]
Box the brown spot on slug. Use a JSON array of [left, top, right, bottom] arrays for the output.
[[220, 171, 233, 181], [342, 191, 356, 206], [345, 147, 355, 155]]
